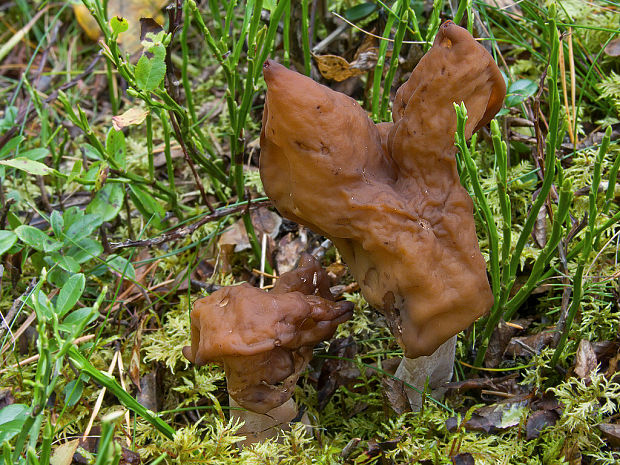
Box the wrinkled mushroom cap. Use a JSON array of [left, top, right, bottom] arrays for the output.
[[182, 254, 353, 413], [260, 22, 503, 358]]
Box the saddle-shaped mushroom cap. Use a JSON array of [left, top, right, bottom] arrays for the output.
[[259, 22, 505, 358], [182, 254, 353, 413]]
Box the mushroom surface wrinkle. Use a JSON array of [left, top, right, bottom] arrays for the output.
[[259, 22, 505, 407], [182, 253, 353, 415]]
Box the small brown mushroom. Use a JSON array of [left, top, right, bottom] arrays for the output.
[[259, 22, 505, 409], [183, 254, 353, 443]]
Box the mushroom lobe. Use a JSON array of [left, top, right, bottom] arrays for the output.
[[259, 22, 504, 358], [182, 253, 353, 413]]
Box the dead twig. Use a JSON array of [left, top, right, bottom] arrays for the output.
[[109, 199, 272, 250]]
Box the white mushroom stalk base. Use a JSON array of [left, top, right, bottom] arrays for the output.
[[394, 335, 457, 411], [229, 397, 308, 446]]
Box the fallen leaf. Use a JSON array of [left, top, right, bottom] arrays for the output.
[[275, 229, 308, 274], [446, 373, 519, 394], [452, 453, 475, 465], [137, 370, 159, 412], [73, 0, 167, 55], [574, 339, 597, 382], [112, 107, 149, 131], [50, 439, 80, 465], [316, 337, 359, 410], [504, 330, 554, 358], [218, 208, 282, 253], [382, 376, 411, 415], [0, 389, 15, 409], [598, 423, 620, 447], [525, 410, 559, 440], [604, 38, 620, 57], [313, 53, 364, 82], [485, 319, 532, 368], [532, 205, 547, 248], [129, 318, 145, 391], [446, 397, 529, 433]]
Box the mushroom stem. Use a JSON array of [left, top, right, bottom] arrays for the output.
[[229, 397, 306, 446], [394, 335, 457, 411]]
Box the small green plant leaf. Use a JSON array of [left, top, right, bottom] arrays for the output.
[[128, 184, 165, 229], [63, 379, 84, 408], [105, 254, 136, 281], [59, 307, 97, 334], [47, 252, 81, 274], [344, 2, 378, 21], [135, 43, 166, 91], [0, 404, 29, 444], [110, 16, 129, 35], [15, 225, 62, 252], [65, 214, 103, 243], [0, 230, 17, 255], [105, 128, 126, 170], [0, 157, 53, 175], [505, 79, 538, 107], [65, 238, 103, 264], [50, 210, 64, 239], [20, 147, 49, 161], [86, 183, 124, 223], [55, 273, 85, 317]]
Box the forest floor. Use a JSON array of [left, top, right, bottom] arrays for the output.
[[0, 0, 619, 464]]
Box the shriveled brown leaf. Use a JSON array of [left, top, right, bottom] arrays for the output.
[[504, 330, 554, 358], [275, 229, 308, 274], [525, 410, 559, 440], [446, 397, 529, 434], [112, 107, 149, 131], [218, 208, 281, 253], [599, 423, 620, 447], [317, 337, 359, 411], [574, 339, 597, 382], [313, 53, 364, 82], [349, 34, 383, 72], [326, 261, 347, 285], [604, 38, 620, 57], [532, 206, 547, 248], [137, 370, 159, 412], [129, 317, 145, 391], [382, 376, 411, 415], [0, 388, 15, 409], [73, 0, 167, 55], [485, 319, 532, 368], [446, 373, 519, 395], [452, 453, 475, 465]]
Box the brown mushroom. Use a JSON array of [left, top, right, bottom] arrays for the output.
[[183, 253, 353, 443], [259, 22, 505, 409]]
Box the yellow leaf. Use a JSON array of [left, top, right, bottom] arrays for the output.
[[313, 54, 364, 82], [73, 0, 167, 55], [112, 107, 149, 131]]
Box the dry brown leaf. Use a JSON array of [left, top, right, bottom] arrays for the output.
[[599, 423, 620, 447], [574, 339, 597, 381], [129, 318, 145, 391], [382, 376, 411, 415], [604, 38, 620, 57], [313, 53, 364, 82], [275, 229, 308, 274], [50, 439, 80, 465], [218, 208, 282, 252], [73, 0, 167, 55], [112, 107, 149, 131]]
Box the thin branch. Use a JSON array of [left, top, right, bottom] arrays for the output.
[[109, 199, 272, 250]]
